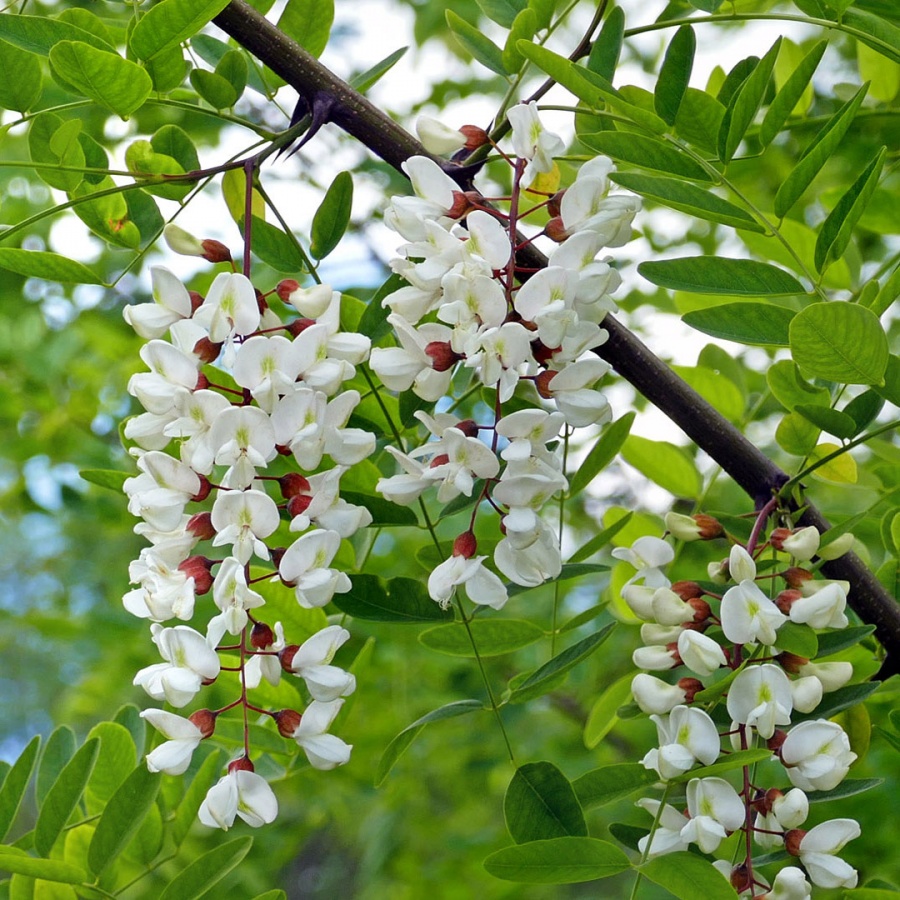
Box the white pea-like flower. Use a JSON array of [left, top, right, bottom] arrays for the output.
[[780, 719, 857, 791], [726, 664, 793, 739]]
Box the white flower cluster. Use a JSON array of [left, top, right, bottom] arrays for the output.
[[375, 102, 640, 608], [122, 255, 372, 829], [620, 525, 861, 895]]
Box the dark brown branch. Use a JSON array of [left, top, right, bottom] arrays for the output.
[[214, 1, 900, 676]]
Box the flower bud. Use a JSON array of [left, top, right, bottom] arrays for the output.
[[416, 115, 467, 155], [163, 223, 204, 256], [188, 290, 205, 314], [276, 279, 300, 302], [775, 589, 803, 615], [188, 708, 218, 738], [817, 532, 855, 560], [447, 191, 473, 220], [425, 340, 461, 372], [284, 283, 333, 318], [730, 863, 753, 894], [534, 369, 556, 399], [286, 317, 316, 336], [193, 336, 222, 364], [777, 651, 809, 674], [279, 645, 300, 671], [767, 729, 788, 753], [178, 556, 215, 594], [707, 558, 728, 584], [783, 567, 813, 589], [191, 475, 212, 503], [251, 621, 275, 650], [676, 677, 704, 703], [279, 473, 311, 499], [187, 511, 216, 540], [455, 419, 479, 438], [200, 239, 232, 264], [771, 526, 820, 561], [670, 580, 703, 601], [429, 453, 450, 468], [665, 512, 723, 541], [459, 124, 489, 150], [227, 756, 255, 774], [547, 191, 564, 218], [784, 829, 806, 857], [287, 494, 313, 518], [453, 531, 477, 559], [544, 216, 568, 243], [273, 709, 302, 739]]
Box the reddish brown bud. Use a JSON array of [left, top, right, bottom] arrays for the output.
[[455, 419, 479, 438], [453, 531, 477, 558], [251, 621, 275, 650], [227, 755, 255, 774], [276, 443, 293, 456], [530, 339, 558, 366], [692, 513, 724, 539], [279, 472, 311, 499], [459, 124, 489, 150], [729, 863, 753, 894], [784, 828, 806, 857], [664, 642, 683, 666], [287, 494, 313, 518], [757, 787, 784, 816], [187, 511, 216, 540], [777, 650, 809, 674], [429, 453, 450, 468], [276, 279, 301, 302], [767, 729, 788, 753], [535, 369, 556, 399], [769, 527, 793, 551], [200, 239, 232, 264], [279, 645, 300, 672], [547, 191, 564, 219], [271, 546, 287, 569], [544, 216, 568, 243], [188, 708, 218, 738], [286, 317, 316, 336], [670, 580, 703, 601], [424, 340, 461, 372], [193, 337, 221, 364], [178, 556, 215, 594], [687, 597, 712, 623], [191, 475, 212, 503], [447, 190, 473, 219], [676, 677, 704, 703], [188, 290, 205, 314], [775, 588, 803, 615], [783, 566, 813, 589], [273, 709, 302, 739], [255, 287, 268, 315]]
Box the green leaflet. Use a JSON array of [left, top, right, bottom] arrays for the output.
[[587, 6, 624, 82], [49, 41, 152, 118], [0, 38, 42, 111], [583, 672, 633, 748], [0, 249, 104, 285], [640, 257, 805, 295], [504, 762, 587, 843], [247, 216, 307, 273], [475, 0, 527, 28], [774, 84, 868, 218], [419, 619, 543, 657], [278, 0, 335, 58], [446, 10, 507, 75], [483, 837, 630, 883], [654, 26, 695, 125], [375, 700, 484, 786], [569, 412, 635, 495], [640, 852, 739, 899], [682, 302, 795, 346], [36, 726, 76, 806], [332, 574, 453, 623], [578, 132, 711, 181], [310, 171, 353, 259], [789, 302, 889, 385], [158, 837, 253, 900], [130, 0, 232, 61], [0, 14, 110, 55], [760, 40, 827, 148], [572, 763, 658, 809], [610, 172, 762, 231], [620, 435, 701, 498], [0, 735, 41, 841]]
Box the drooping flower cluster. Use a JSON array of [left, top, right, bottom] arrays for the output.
[[621, 511, 861, 896], [122, 243, 372, 827], [375, 102, 641, 607]]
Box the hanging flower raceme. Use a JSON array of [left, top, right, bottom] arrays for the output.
[[122, 247, 373, 828]]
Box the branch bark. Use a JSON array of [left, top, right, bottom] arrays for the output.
[[214, 1, 900, 676]]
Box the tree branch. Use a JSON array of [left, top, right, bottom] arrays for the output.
[[214, 1, 900, 676]]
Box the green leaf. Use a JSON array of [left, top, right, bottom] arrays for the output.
[[84, 722, 137, 814], [794, 681, 881, 722], [216, 49, 248, 96], [570, 512, 633, 563], [0, 735, 40, 841], [278, 0, 335, 58], [49, 41, 152, 118], [446, 10, 507, 75], [0, 848, 86, 884], [332, 574, 453, 622], [172, 750, 226, 847], [641, 257, 805, 296], [672, 364, 744, 422], [843, 8, 900, 65], [88, 765, 160, 875], [816, 625, 876, 658], [583, 673, 633, 748], [159, 836, 253, 900], [36, 727, 76, 807], [587, 6, 624, 82], [767, 360, 830, 411], [190, 68, 239, 109], [640, 852, 739, 899], [350, 47, 408, 93], [475, 0, 527, 28], [246, 216, 306, 273], [310, 171, 353, 259], [760, 40, 827, 148], [795, 404, 857, 440], [145, 45, 188, 93], [683, 303, 796, 346], [570, 412, 635, 495], [572, 763, 658, 810], [508, 625, 615, 704], [777, 410, 819, 457], [507, 563, 609, 598], [34, 739, 99, 856], [0, 14, 110, 56], [579, 132, 711, 181], [655, 26, 695, 125], [806, 777, 884, 803], [29, 113, 84, 193], [675, 88, 725, 153], [872, 263, 900, 317], [130, 0, 232, 61], [483, 837, 630, 883], [610, 172, 765, 232], [815, 148, 886, 272], [503, 9, 537, 73], [0, 39, 42, 111], [670, 748, 773, 783], [419, 619, 544, 657], [342, 490, 418, 527], [375, 700, 484, 787], [773, 622, 818, 658], [774, 84, 868, 218], [719, 38, 780, 162], [505, 762, 587, 843], [357, 274, 404, 343], [790, 302, 889, 385], [0, 249, 104, 286], [620, 436, 701, 498]]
